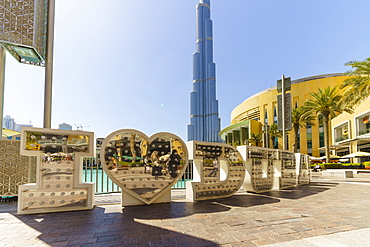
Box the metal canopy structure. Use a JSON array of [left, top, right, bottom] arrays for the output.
[[0, 0, 48, 66], [0, 0, 55, 130]]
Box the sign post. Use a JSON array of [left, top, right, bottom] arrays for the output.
[[281, 75, 286, 149], [277, 76, 292, 150]]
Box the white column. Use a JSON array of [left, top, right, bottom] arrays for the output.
[[0, 46, 5, 139], [43, 0, 56, 128]]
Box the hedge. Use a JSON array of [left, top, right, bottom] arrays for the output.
[[364, 161, 370, 168], [310, 163, 365, 169]]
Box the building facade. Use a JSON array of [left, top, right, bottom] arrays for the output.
[[221, 73, 350, 157], [58, 122, 72, 130], [188, 0, 222, 142], [3, 115, 16, 131], [332, 97, 370, 161], [15, 124, 33, 132]]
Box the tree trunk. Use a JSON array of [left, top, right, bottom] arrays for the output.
[[323, 115, 330, 163], [293, 125, 299, 153]]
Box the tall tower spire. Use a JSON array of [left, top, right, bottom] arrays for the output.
[[187, 0, 221, 142]]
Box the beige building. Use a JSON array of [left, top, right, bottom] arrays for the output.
[[331, 97, 370, 161], [221, 73, 353, 157]]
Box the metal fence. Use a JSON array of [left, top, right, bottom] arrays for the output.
[[82, 157, 193, 194]]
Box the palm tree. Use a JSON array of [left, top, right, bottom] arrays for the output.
[[249, 132, 262, 147], [267, 123, 282, 149], [340, 57, 370, 108], [303, 86, 353, 163], [291, 106, 315, 153]]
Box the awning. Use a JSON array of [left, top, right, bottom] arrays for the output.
[[341, 151, 370, 158], [2, 128, 21, 138]]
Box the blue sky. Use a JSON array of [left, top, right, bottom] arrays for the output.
[[3, 0, 370, 140]]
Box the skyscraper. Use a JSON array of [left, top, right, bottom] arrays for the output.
[[188, 0, 222, 142], [3, 115, 16, 131]]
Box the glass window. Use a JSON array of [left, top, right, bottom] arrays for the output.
[[264, 110, 268, 124], [307, 140, 312, 148], [273, 137, 278, 149], [319, 132, 324, 148]]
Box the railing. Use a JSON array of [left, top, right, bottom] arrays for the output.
[[335, 136, 348, 142], [82, 157, 193, 193], [359, 128, 370, 136], [173, 160, 193, 189], [82, 157, 120, 193]]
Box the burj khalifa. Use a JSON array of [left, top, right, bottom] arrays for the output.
[[188, 0, 222, 142]]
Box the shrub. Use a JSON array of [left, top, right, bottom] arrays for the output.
[[316, 163, 365, 169], [321, 163, 342, 169], [364, 161, 370, 168], [341, 163, 364, 169]]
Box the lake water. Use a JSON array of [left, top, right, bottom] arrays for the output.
[[82, 169, 189, 193]]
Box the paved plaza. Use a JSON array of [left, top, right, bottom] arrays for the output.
[[1, 173, 370, 246]]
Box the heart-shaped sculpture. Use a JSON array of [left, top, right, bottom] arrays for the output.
[[100, 129, 188, 205]]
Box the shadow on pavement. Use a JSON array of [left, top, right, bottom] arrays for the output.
[[211, 194, 280, 208], [124, 200, 231, 220], [261, 182, 338, 200], [11, 206, 220, 246], [130, 193, 281, 220]]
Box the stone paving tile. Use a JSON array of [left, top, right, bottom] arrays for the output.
[[227, 222, 262, 231], [95, 235, 123, 243], [210, 236, 240, 245], [66, 233, 96, 241], [47, 241, 70, 246], [149, 238, 178, 247], [269, 234, 299, 243], [232, 232, 259, 242], [187, 230, 219, 239], [225, 241, 258, 247], [253, 230, 279, 240], [232, 228, 260, 236], [271, 227, 296, 235], [67, 237, 98, 245], [251, 237, 279, 246], [289, 226, 312, 232], [2, 177, 370, 246]]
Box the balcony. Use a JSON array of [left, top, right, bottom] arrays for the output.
[[359, 128, 370, 136], [335, 136, 348, 142]]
